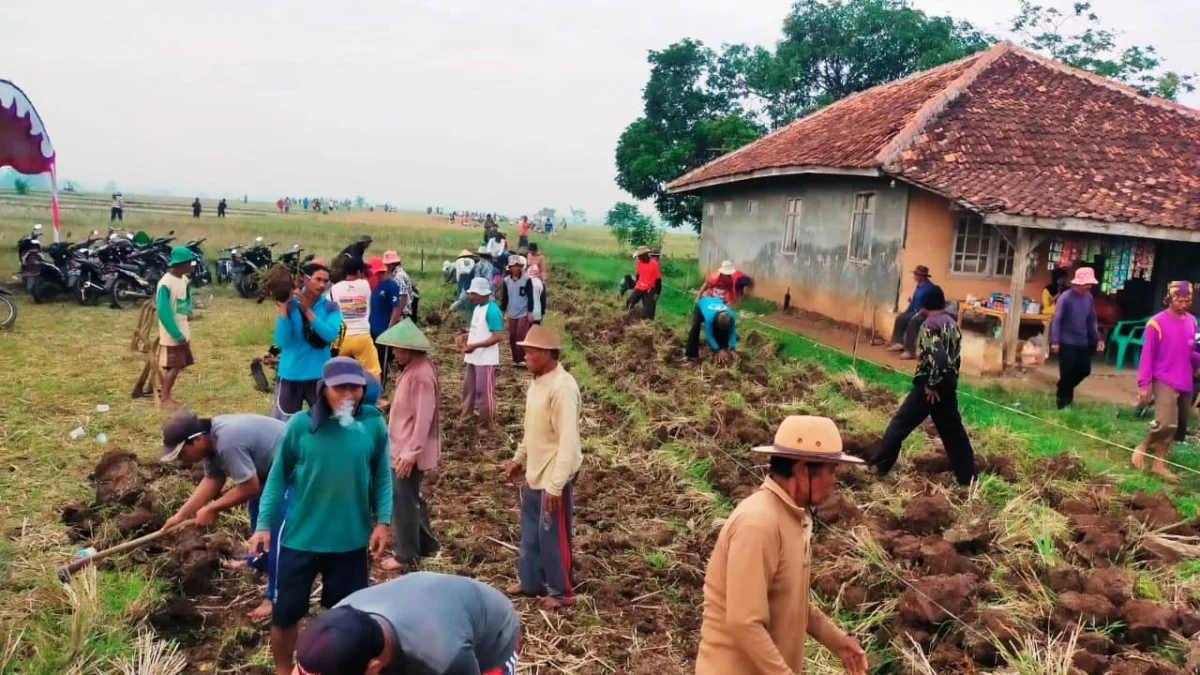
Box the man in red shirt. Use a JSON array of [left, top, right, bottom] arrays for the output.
[[700, 261, 752, 304], [625, 246, 661, 319]]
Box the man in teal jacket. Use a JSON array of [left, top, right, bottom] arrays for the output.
[[686, 296, 738, 364], [248, 357, 393, 675], [270, 263, 342, 421]]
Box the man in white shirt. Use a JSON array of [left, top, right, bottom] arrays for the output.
[[328, 257, 381, 378], [458, 277, 505, 432]]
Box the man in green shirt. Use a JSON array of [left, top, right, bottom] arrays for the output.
[[157, 246, 196, 409], [247, 357, 393, 675]]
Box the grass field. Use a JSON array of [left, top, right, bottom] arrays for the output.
[[2, 193, 1200, 674]]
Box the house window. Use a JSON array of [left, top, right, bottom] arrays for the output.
[[782, 198, 801, 255], [724, 201, 733, 216], [950, 213, 1031, 278], [706, 202, 715, 217], [847, 192, 874, 262], [747, 200, 758, 215]]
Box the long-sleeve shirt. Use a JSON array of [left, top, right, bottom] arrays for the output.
[[512, 364, 582, 496], [698, 297, 738, 351], [1048, 288, 1099, 347], [1137, 310, 1200, 393], [696, 478, 843, 675], [388, 356, 440, 472], [905, 280, 933, 314], [255, 403, 392, 553], [273, 295, 342, 382], [914, 312, 962, 389], [156, 273, 191, 345]]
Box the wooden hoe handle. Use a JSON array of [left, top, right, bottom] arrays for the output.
[[57, 519, 197, 582]]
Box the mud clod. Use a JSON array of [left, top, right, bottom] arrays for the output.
[[897, 573, 979, 625], [902, 493, 957, 534], [1053, 591, 1118, 627], [1121, 600, 1176, 649]]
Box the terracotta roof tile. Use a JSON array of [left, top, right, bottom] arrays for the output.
[[669, 42, 1200, 230], [666, 53, 983, 187]]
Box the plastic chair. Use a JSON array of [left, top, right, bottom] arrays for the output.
[[1106, 317, 1149, 370]]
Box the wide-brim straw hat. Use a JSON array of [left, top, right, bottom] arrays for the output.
[[456, 249, 475, 259], [374, 319, 431, 351], [516, 325, 562, 350], [476, 245, 492, 256], [631, 246, 651, 258], [750, 416, 864, 465], [718, 260, 737, 276], [1071, 267, 1098, 286], [508, 255, 527, 268]]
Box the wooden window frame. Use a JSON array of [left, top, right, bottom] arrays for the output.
[[847, 192, 875, 263], [781, 198, 802, 256]]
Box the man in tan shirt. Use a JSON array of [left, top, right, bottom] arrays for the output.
[[503, 325, 582, 611], [696, 416, 868, 675]]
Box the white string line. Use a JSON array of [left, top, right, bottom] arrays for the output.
[[655, 282, 1200, 480]]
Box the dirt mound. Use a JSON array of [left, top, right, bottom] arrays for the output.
[[1042, 452, 1086, 480], [1128, 492, 1193, 534], [897, 573, 979, 626], [60, 502, 102, 541], [91, 450, 149, 506], [975, 453, 1019, 480], [902, 493, 956, 534], [1053, 591, 1118, 627], [1120, 600, 1176, 648], [1085, 566, 1134, 606], [148, 597, 205, 645]]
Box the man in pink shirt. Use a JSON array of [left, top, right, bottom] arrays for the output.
[[1134, 280, 1200, 481], [375, 319, 441, 572]]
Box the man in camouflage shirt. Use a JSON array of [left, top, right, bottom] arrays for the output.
[[864, 285, 976, 485]]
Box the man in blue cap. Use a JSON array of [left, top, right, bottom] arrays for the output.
[[157, 246, 197, 408], [294, 572, 521, 675], [248, 357, 393, 675]]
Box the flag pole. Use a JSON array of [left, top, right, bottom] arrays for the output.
[[49, 164, 60, 243]]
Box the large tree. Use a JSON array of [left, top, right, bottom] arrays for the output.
[[1011, 1, 1194, 100], [614, 39, 764, 231]]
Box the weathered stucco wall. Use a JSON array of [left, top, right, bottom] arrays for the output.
[[697, 175, 908, 332], [898, 190, 1052, 310]]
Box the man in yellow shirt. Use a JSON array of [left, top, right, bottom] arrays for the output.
[[696, 416, 868, 675], [503, 325, 582, 611]]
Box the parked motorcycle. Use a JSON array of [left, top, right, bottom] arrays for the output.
[[184, 238, 212, 287], [235, 237, 276, 299], [215, 243, 243, 285], [22, 232, 100, 303], [16, 223, 44, 266], [108, 263, 155, 310]]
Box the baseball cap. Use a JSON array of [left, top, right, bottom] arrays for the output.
[[160, 410, 205, 462], [296, 606, 384, 675], [322, 357, 367, 388]]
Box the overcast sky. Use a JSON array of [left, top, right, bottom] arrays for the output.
[[2, 0, 1196, 219]]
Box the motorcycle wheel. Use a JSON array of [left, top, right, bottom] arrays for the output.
[[0, 294, 16, 328], [237, 273, 257, 299], [77, 273, 99, 306], [110, 278, 136, 310], [30, 278, 61, 304]]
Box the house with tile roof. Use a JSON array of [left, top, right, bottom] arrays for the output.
[[667, 41, 1200, 368]]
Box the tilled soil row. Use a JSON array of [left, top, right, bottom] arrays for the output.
[[547, 275, 1200, 674]]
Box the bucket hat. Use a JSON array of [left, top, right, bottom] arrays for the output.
[[169, 246, 197, 266], [322, 357, 367, 388], [718, 261, 737, 276], [382, 250, 401, 265], [1071, 267, 1098, 286], [468, 277, 493, 296]]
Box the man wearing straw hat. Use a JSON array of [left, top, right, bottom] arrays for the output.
[[503, 325, 583, 611], [1049, 266, 1105, 409], [1133, 280, 1200, 482], [375, 319, 441, 572], [696, 415, 867, 675], [625, 245, 661, 319], [700, 260, 752, 304], [454, 248, 477, 295]]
